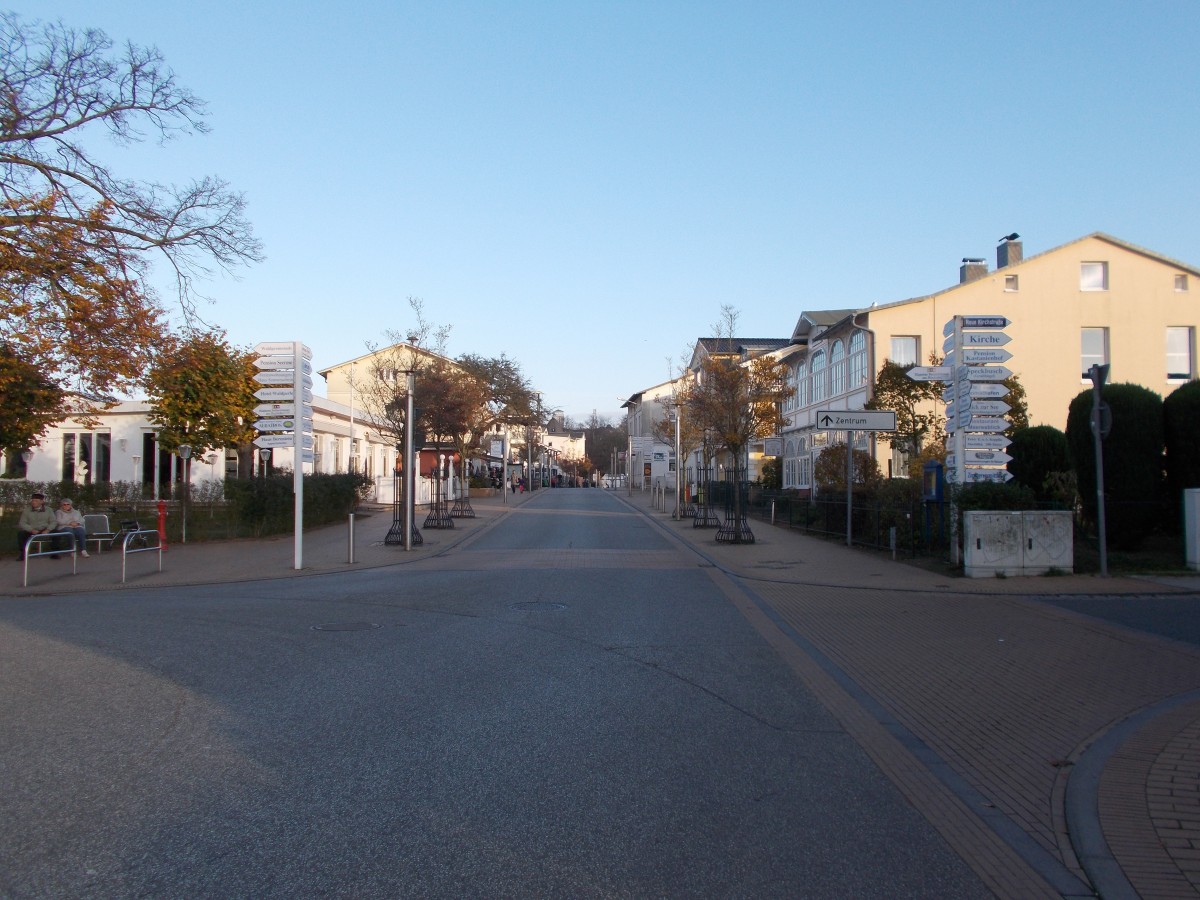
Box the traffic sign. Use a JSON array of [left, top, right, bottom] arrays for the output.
[[958, 365, 1012, 382], [964, 434, 1012, 450], [301, 450, 315, 463], [254, 387, 314, 403], [253, 371, 313, 387], [943, 315, 1009, 337], [967, 400, 1010, 416], [961, 468, 1014, 483], [254, 402, 295, 416], [907, 365, 951, 382], [254, 370, 297, 385], [253, 433, 296, 448], [254, 418, 298, 432], [963, 416, 1008, 432], [962, 348, 1012, 364], [943, 331, 1012, 352], [254, 356, 313, 374], [962, 449, 1012, 465], [943, 382, 1009, 404], [815, 410, 897, 431], [255, 342, 312, 360]]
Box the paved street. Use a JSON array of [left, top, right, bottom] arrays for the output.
[[3, 487, 1200, 897]]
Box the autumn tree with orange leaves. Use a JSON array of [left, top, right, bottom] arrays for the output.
[[0, 12, 260, 404]]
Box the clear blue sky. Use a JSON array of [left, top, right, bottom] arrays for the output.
[[11, 1, 1200, 422]]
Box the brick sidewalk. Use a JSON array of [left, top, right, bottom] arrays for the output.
[[625, 489, 1200, 898]]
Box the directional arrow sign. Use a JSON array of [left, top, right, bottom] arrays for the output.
[[254, 356, 313, 374], [943, 315, 1010, 337], [815, 410, 897, 431], [962, 468, 1014, 483], [964, 416, 1008, 432], [254, 371, 297, 385], [967, 400, 1010, 416], [255, 342, 313, 360], [254, 418, 298, 432], [254, 402, 295, 416], [962, 449, 1013, 465], [253, 433, 297, 448], [944, 382, 1009, 403], [253, 387, 314, 403], [960, 365, 1013, 382], [964, 434, 1012, 450], [962, 348, 1013, 364], [944, 331, 1013, 352], [907, 365, 951, 382]]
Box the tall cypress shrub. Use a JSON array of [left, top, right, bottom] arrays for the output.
[[1164, 380, 1200, 494], [1066, 383, 1164, 549]]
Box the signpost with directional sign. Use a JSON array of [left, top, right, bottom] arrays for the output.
[[253, 341, 313, 569], [815, 409, 896, 549]]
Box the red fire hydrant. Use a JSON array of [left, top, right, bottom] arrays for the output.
[[157, 499, 168, 551]]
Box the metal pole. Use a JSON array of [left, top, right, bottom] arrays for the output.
[[846, 430, 853, 547], [347, 513, 355, 563], [502, 433, 508, 505], [673, 410, 682, 519], [405, 372, 415, 551], [1090, 365, 1109, 577], [292, 340, 304, 570]]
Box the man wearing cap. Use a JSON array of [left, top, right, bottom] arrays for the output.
[[54, 498, 89, 558], [17, 492, 56, 560]]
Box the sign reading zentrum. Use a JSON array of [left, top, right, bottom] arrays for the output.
[[815, 410, 897, 432]]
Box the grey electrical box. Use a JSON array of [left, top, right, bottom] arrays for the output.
[[964, 510, 1073, 578]]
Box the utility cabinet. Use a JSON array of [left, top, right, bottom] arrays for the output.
[[1185, 489, 1200, 572], [964, 510, 1073, 578]]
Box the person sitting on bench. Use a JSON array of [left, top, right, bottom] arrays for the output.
[[54, 498, 89, 558], [17, 491, 56, 560]]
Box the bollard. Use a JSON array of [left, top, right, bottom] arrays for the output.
[[157, 499, 168, 551], [890, 526, 897, 560], [348, 513, 355, 564], [771, 499, 776, 525]]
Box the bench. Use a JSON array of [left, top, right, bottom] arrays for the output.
[[23, 533, 77, 587]]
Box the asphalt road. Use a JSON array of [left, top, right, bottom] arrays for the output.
[[0, 489, 987, 898]]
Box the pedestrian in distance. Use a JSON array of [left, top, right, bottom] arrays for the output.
[[16, 491, 56, 560], [54, 498, 89, 557]]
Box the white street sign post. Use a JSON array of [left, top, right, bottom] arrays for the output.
[[814, 410, 896, 548], [251, 341, 311, 569]]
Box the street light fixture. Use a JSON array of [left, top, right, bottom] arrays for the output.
[[177, 444, 192, 544]]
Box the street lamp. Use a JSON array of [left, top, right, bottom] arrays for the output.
[[177, 444, 192, 544]]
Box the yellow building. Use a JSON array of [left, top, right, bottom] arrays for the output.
[[781, 233, 1200, 488]]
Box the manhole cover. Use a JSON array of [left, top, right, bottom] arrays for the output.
[[510, 601, 567, 611], [311, 622, 382, 632]]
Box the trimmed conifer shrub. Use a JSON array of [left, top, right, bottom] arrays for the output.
[[1007, 425, 1070, 501], [1066, 383, 1164, 549]]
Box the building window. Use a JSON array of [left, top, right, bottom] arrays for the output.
[[1081, 262, 1109, 291], [830, 341, 846, 395], [796, 362, 808, 408], [810, 350, 827, 403], [1168, 327, 1194, 381], [1081, 327, 1109, 379], [890, 336, 918, 367], [1005, 274, 1019, 291], [849, 332, 867, 385], [60, 432, 111, 483], [1176, 274, 1190, 292]]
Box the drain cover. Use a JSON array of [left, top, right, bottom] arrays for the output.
[[311, 622, 382, 632], [510, 601, 567, 611]]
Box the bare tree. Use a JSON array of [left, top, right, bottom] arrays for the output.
[[0, 12, 262, 333]]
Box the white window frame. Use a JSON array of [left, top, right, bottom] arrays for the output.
[[849, 332, 867, 385], [890, 336, 919, 367], [1167, 326, 1194, 382], [1081, 261, 1109, 292], [1004, 274, 1019, 292], [810, 351, 827, 403], [1081, 327, 1109, 380], [1176, 274, 1190, 292], [830, 341, 847, 396]]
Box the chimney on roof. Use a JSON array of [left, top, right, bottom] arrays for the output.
[[960, 258, 988, 284], [997, 233, 1023, 268]]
